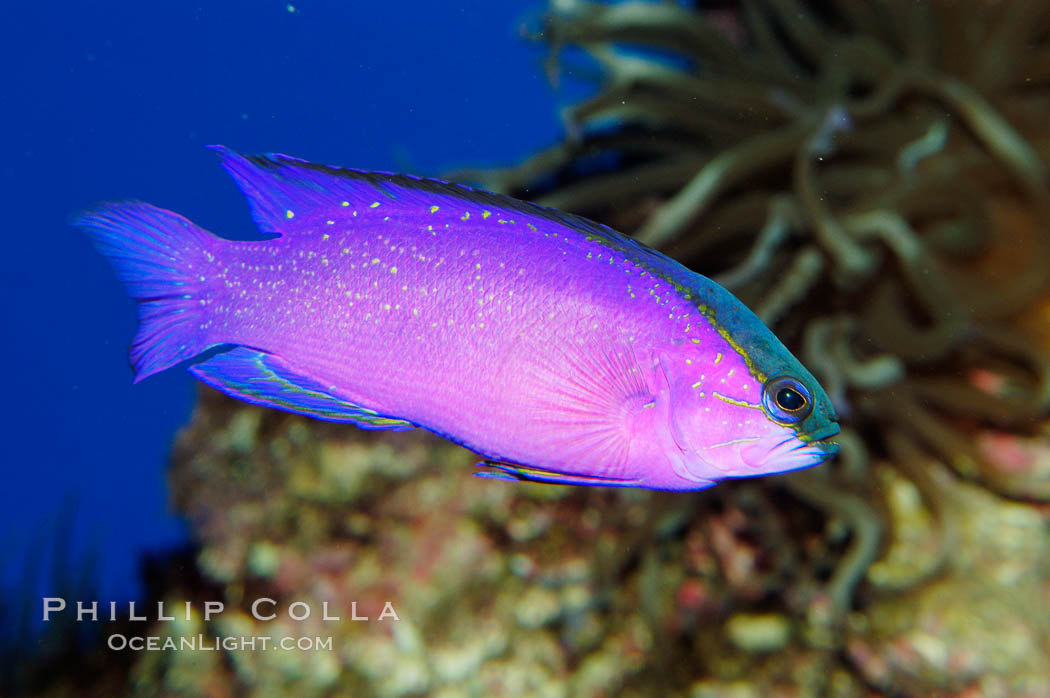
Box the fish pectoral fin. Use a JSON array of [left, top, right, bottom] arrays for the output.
[[189, 346, 414, 430], [475, 460, 642, 488], [520, 342, 658, 478]]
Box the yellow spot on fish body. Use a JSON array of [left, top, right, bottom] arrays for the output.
[[527, 223, 537, 231], [322, 233, 330, 240], [691, 338, 701, 344], [461, 212, 470, 220], [370, 201, 381, 208], [285, 210, 294, 219], [371, 258, 379, 265], [326, 220, 334, 225], [430, 205, 440, 213], [390, 266, 398, 274], [691, 380, 703, 389], [341, 201, 350, 207], [481, 210, 491, 219], [715, 352, 723, 364]]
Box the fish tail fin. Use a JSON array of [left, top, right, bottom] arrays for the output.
[[72, 202, 224, 382]]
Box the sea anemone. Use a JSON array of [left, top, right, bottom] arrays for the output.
[[467, 0, 1050, 614]]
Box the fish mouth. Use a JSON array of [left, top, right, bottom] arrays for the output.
[[802, 421, 841, 444], [799, 422, 841, 464], [738, 422, 841, 475]]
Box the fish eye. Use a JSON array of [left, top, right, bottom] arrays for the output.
[[762, 376, 812, 424], [776, 387, 805, 411]]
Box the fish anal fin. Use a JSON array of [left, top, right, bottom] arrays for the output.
[[189, 347, 414, 430]]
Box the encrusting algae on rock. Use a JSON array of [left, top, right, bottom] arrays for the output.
[[128, 399, 1048, 695], [136, 388, 868, 697]]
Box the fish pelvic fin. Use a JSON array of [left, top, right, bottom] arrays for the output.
[[189, 347, 415, 429], [476, 460, 643, 488], [73, 202, 224, 382]]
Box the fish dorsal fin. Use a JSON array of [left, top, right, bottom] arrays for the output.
[[210, 147, 762, 363], [213, 144, 640, 240], [208, 146, 701, 286], [189, 346, 414, 430], [211, 145, 415, 233]]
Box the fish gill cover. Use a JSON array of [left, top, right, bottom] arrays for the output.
[[34, 1, 1050, 696]]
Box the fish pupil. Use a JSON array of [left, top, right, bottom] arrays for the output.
[[776, 387, 805, 411]]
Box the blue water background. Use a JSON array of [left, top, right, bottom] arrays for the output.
[[2, 1, 571, 604]]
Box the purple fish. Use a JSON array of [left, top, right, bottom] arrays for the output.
[[76, 146, 839, 490]]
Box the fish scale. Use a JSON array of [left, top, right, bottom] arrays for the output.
[[75, 146, 840, 491]]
